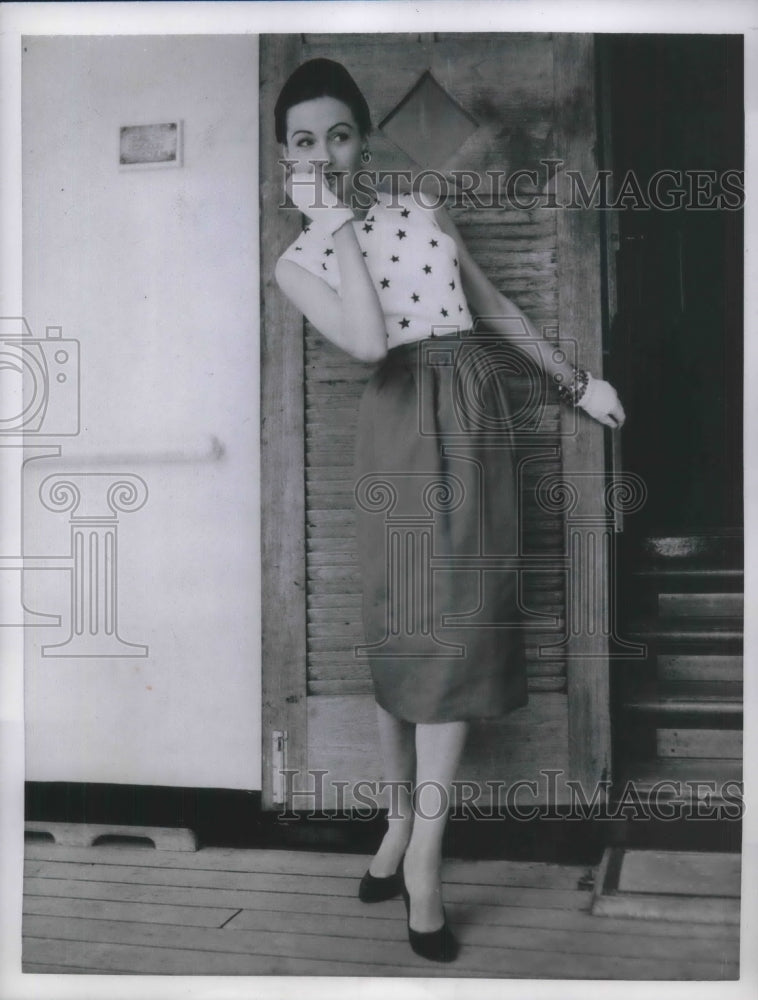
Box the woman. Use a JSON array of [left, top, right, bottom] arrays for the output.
[[274, 58, 625, 963]]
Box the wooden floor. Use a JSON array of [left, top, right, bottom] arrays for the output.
[[23, 841, 739, 979]]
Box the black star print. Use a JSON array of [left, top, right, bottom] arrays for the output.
[[458, 305, 464, 312], [362, 251, 368, 257], [391, 255, 399, 262], [411, 293, 420, 303], [441, 308, 449, 317], [294, 246, 302, 252], [423, 264, 432, 274], [430, 239, 438, 248], [453, 258, 458, 267], [367, 215, 375, 223], [396, 230, 407, 240], [363, 223, 373, 233], [324, 248, 334, 256], [321, 263, 328, 271], [380, 278, 390, 289], [401, 207, 410, 218], [399, 318, 410, 329], [303, 226, 311, 234], [449, 280, 455, 289]]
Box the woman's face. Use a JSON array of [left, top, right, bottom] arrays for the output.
[[283, 96, 365, 202]]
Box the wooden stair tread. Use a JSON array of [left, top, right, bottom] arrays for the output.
[[633, 565, 743, 578], [611, 757, 742, 804], [625, 616, 743, 645], [637, 534, 743, 566], [620, 756, 743, 783], [591, 848, 741, 925], [624, 680, 743, 714]]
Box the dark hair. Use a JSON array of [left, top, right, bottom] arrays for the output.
[[274, 58, 372, 144]]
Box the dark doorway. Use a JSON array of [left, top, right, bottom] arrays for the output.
[[601, 35, 744, 842], [602, 34, 743, 536]]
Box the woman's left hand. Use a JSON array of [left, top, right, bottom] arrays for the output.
[[578, 375, 626, 428]]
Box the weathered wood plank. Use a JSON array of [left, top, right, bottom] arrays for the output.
[[24, 852, 587, 889], [259, 33, 307, 811], [25, 843, 377, 872], [224, 906, 738, 963], [305, 589, 561, 615], [307, 644, 565, 665], [620, 756, 743, 791], [553, 33, 611, 797], [307, 670, 566, 691], [306, 632, 566, 655], [22, 883, 737, 946], [617, 850, 741, 898], [22, 914, 737, 979], [656, 728, 743, 760], [307, 591, 363, 605], [22, 936, 441, 977], [23, 876, 590, 912], [658, 592, 744, 618], [23, 894, 238, 928], [23, 962, 98, 974], [658, 654, 743, 683], [592, 893, 740, 927]]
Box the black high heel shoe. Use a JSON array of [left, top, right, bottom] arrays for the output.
[[358, 863, 403, 903], [399, 860, 459, 963]]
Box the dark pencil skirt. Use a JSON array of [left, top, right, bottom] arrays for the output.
[[353, 334, 529, 723]]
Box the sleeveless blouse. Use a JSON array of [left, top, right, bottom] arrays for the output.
[[278, 191, 473, 349]]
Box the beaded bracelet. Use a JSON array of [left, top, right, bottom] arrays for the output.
[[553, 367, 590, 406]]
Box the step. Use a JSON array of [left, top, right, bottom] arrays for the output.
[[632, 566, 743, 591], [591, 848, 741, 924], [638, 533, 743, 566], [623, 681, 743, 716], [656, 728, 743, 760], [614, 756, 743, 804], [625, 616, 743, 650], [658, 653, 743, 683], [657, 593, 743, 618]]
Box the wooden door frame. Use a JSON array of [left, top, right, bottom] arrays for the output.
[[260, 35, 307, 809], [260, 33, 612, 809], [554, 34, 612, 793]]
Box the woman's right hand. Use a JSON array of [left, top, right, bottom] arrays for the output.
[[286, 165, 354, 235]]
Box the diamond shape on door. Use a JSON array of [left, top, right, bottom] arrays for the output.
[[378, 71, 478, 170]]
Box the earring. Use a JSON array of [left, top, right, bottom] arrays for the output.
[[361, 148, 372, 164]]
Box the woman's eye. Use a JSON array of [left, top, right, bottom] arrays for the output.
[[331, 132, 350, 143], [296, 138, 313, 148]]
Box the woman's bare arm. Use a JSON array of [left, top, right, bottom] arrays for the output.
[[275, 216, 388, 363], [432, 207, 573, 380], [433, 206, 625, 427]]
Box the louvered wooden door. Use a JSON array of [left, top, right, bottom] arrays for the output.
[[261, 33, 612, 810]]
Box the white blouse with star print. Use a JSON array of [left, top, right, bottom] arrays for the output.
[[278, 190, 474, 349]]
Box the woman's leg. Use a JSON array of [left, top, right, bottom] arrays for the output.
[[369, 702, 416, 877], [403, 720, 469, 931]]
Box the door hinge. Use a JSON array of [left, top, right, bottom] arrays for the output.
[[271, 730, 288, 807]]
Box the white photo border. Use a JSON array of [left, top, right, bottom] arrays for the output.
[[1, 3, 755, 1000]]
